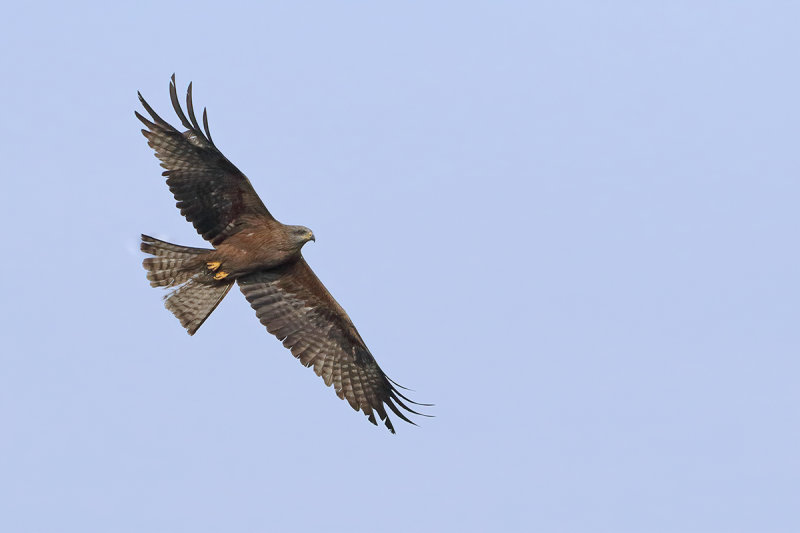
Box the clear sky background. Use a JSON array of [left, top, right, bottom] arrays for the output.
[[1, 2, 798, 532]]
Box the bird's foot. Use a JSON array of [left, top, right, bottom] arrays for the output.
[[213, 271, 229, 280], [206, 261, 221, 271]]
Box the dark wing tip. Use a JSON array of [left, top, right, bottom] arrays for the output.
[[387, 376, 434, 407], [186, 81, 206, 137], [134, 110, 156, 130], [164, 74, 212, 145], [202, 107, 214, 145], [169, 74, 194, 132], [390, 393, 430, 417], [137, 90, 172, 129], [371, 379, 432, 433]]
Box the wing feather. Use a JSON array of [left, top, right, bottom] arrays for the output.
[[136, 75, 273, 245], [237, 258, 429, 433]]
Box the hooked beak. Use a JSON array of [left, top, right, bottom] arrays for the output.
[[308, 231, 316, 242]]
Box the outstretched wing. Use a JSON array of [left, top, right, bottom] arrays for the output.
[[136, 75, 272, 246], [237, 258, 428, 433]]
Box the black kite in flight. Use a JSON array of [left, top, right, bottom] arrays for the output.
[[137, 76, 427, 433]]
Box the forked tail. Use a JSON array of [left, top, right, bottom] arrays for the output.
[[140, 234, 233, 335]]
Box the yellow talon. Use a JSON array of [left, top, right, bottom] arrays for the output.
[[207, 261, 221, 271], [214, 271, 229, 280]]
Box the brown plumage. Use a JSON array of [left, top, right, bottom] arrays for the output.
[[137, 75, 428, 433]]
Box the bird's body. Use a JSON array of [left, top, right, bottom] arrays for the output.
[[137, 75, 426, 433], [207, 220, 314, 278]]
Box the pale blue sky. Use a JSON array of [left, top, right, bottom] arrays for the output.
[[2, 2, 799, 532]]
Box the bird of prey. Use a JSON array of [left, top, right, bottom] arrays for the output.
[[137, 75, 427, 433]]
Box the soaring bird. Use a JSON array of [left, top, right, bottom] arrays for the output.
[[137, 75, 426, 433]]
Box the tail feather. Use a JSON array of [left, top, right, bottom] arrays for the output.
[[142, 234, 209, 287], [141, 235, 210, 257], [164, 277, 233, 335], [140, 234, 232, 335]]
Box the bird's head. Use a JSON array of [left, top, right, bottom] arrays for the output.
[[288, 225, 316, 248]]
